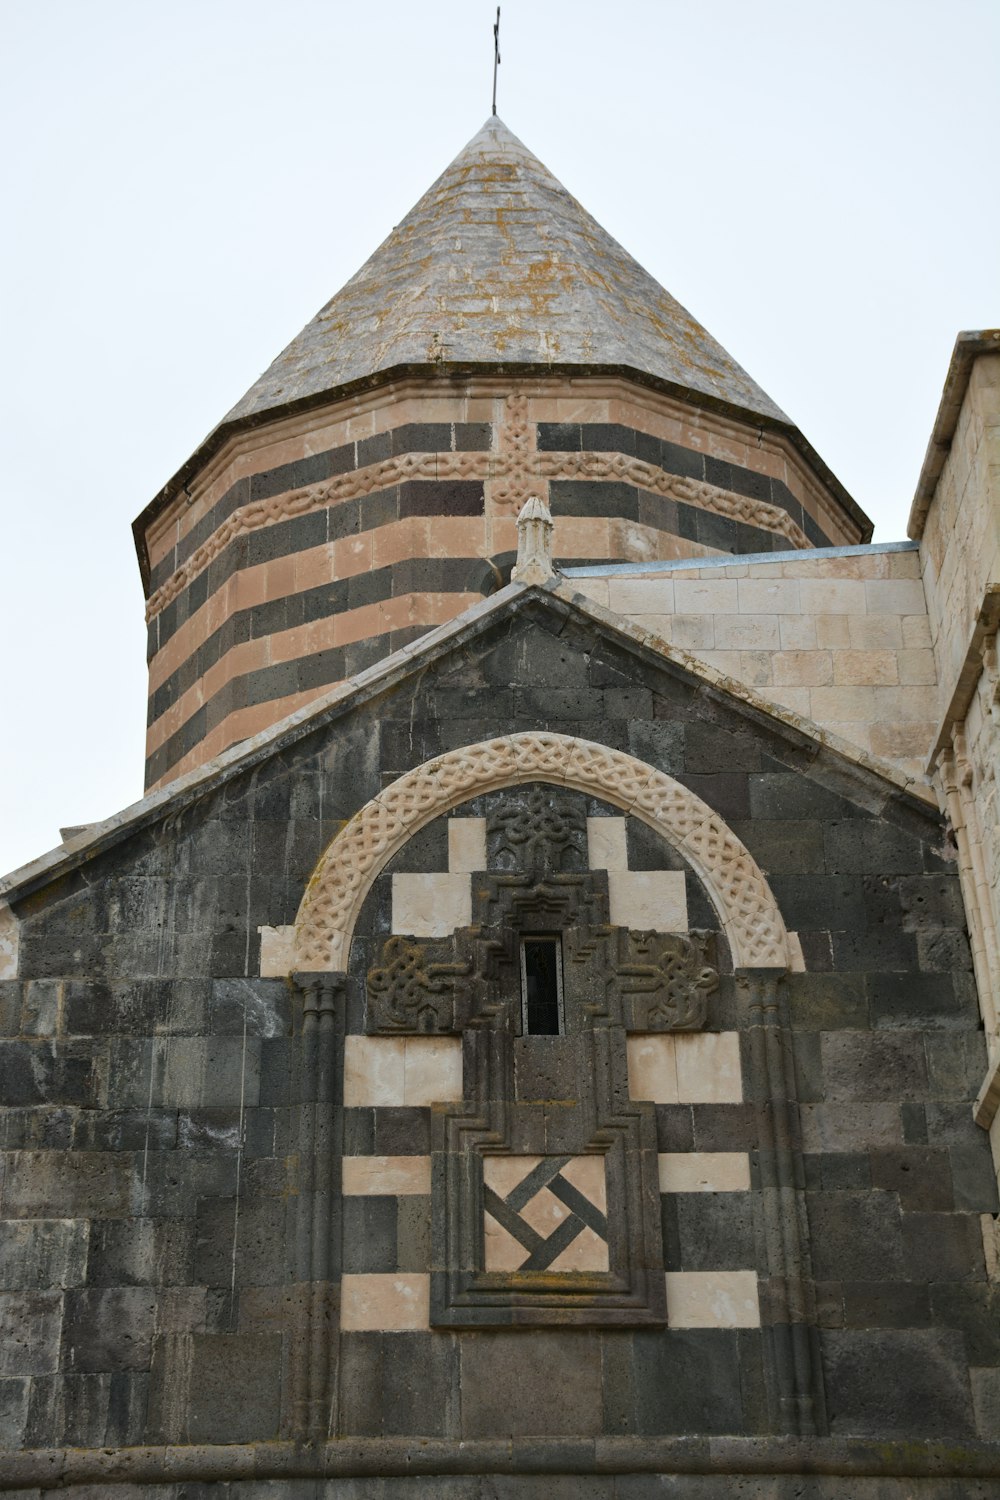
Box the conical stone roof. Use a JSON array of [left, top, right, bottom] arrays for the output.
[[224, 116, 789, 428]]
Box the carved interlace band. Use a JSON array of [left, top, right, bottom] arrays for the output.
[[292, 732, 792, 973], [145, 450, 810, 623]]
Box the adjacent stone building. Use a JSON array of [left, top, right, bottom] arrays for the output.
[[1, 116, 999, 1496]]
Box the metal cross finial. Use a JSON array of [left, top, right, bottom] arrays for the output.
[[492, 7, 501, 116]]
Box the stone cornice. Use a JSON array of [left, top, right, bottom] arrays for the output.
[[2, 1435, 1000, 1488], [908, 329, 1000, 540]]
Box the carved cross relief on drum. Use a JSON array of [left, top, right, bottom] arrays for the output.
[[364, 785, 719, 1328]]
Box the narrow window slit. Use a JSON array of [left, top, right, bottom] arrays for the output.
[[521, 935, 563, 1035]]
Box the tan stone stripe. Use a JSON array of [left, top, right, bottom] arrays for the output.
[[151, 685, 326, 787], [342, 1156, 432, 1195], [145, 590, 481, 759], [144, 450, 812, 622], [664, 1271, 760, 1328], [146, 509, 693, 697], [147, 516, 491, 692], [340, 1273, 430, 1331]]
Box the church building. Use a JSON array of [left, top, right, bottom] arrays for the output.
[[2, 116, 1000, 1496]]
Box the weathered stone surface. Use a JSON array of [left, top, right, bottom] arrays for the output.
[[0, 591, 993, 1464]]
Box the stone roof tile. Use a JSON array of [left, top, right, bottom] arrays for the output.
[[225, 116, 789, 427]]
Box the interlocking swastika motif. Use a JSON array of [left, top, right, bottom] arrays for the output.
[[483, 1155, 609, 1273]]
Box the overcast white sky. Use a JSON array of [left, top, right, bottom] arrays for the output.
[[1, 0, 997, 876]]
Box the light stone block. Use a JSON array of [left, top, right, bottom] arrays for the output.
[[768, 686, 812, 719], [667, 615, 716, 650], [898, 648, 937, 685], [674, 1032, 743, 1103], [809, 685, 877, 722], [658, 1153, 751, 1193], [902, 614, 933, 649], [392, 873, 471, 936], [673, 578, 739, 614], [778, 614, 817, 650], [343, 1036, 404, 1106], [874, 685, 939, 722], [0, 903, 18, 981], [699, 651, 743, 679], [787, 932, 806, 973], [713, 614, 780, 651], [448, 818, 487, 873], [403, 1036, 463, 1105], [342, 1156, 432, 1195], [772, 651, 833, 687], [607, 577, 675, 615], [737, 578, 801, 614], [798, 579, 867, 615], [586, 817, 629, 872], [342, 1036, 462, 1107], [815, 614, 852, 649], [832, 650, 899, 686], [665, 1270, 760, 1328], [258, 925, 295, 978], [573, 579, 610, 608], [626, 1035, 678, 1104], [340, 1273, 430, 1331], [848, 613, 904, 651], [736, 651, 773, 687], [864, 578, 927, 616], [607, 870, 687, 930]]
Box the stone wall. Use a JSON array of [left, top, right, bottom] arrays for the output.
[[568, 542, 936, 781], [913, 341, 1000, 1196], [138, 376, 866, 788], [0, 592, 995, 1490], [917, 351, 1000, 715]]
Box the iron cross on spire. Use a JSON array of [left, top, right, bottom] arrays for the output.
[[492, 6, 501, 116]]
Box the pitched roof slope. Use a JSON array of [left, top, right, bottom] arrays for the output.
[[224, 116, 789, 427]]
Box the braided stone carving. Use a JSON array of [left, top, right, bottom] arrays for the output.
[[489, 392, 536, 515], [292, 732, 791, 972], [487, 783, 588, 871], [366, 934, 471, 1032], [146, 444, 810, 621]]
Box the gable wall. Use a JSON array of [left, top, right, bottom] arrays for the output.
[[0, 603, 995, 1487]]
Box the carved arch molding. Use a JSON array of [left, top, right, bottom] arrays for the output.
[[292, 731, 792, 972]]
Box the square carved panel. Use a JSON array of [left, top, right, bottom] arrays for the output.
[[483, 1155, 610, 1273]]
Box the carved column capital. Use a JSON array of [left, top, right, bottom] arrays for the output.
[[294, 971, 346, 1022], [736, 968, 788, 1023]]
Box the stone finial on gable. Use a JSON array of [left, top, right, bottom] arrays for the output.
[[512, 496, 556, 585]]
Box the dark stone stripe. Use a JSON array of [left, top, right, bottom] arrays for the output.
[[147, 426, 830, 649], [149, 475, 803, 663], [549, 482, 797, 558], [147, 557, 484, 729], [145, 626, 400, 786], [146, 548, 644, 784], [148, 421, 493, 594], [538, 422, 833, 546], [149, 482, 486, 654]]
